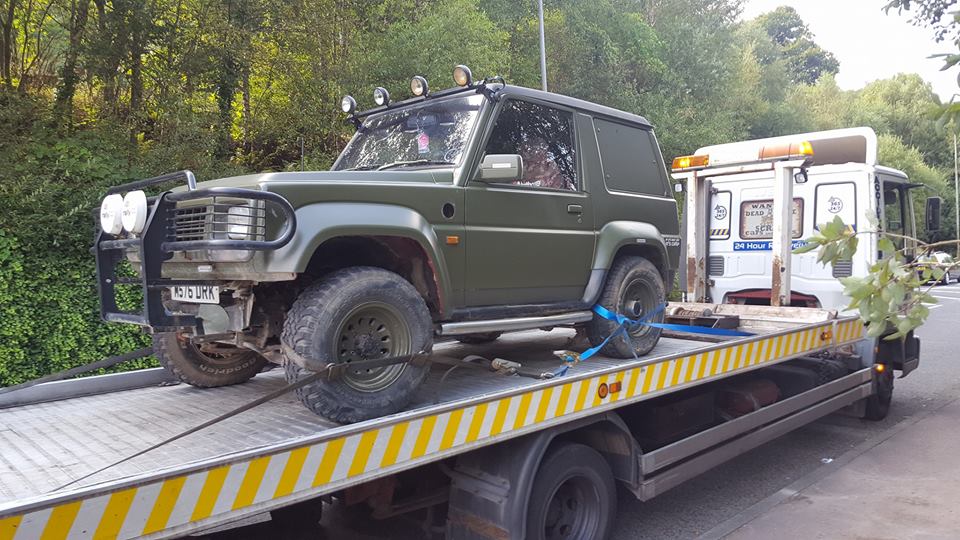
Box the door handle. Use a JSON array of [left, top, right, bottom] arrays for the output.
[[567, 204, 583, 214]]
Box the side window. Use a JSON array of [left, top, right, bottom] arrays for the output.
[[883, 186, 905, 250], [483, 100, 577, 191], [594, 118, 667, 196]]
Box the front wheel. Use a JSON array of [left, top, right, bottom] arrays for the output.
[[153, 332, 268, 388], [587, 256, 665, 359], [282, 267, 433, 423], [526, 443, 617, 540]]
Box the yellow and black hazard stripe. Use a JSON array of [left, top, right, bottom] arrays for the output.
[[0, 319, 865, 540], [710, 228, 729, 238]]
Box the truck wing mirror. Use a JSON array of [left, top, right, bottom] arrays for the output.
[[477, 154, 523, 182], [926, 196, 942, 233]]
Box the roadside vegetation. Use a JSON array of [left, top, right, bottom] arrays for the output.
[[0, 0, 956, 384]]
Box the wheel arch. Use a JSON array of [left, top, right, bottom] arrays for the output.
[[594, 221, 673, 284], [447, 412, 638, 539], [262, 202, 452, 316]]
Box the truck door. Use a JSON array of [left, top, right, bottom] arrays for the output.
[[463, 98, 595, 306], [880, 177, 917, 259]]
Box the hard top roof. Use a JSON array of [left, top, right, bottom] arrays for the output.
[[499, 85, 653, 129]]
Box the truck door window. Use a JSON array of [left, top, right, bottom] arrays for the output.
[[883, 186, 905, 250], [483, 100, 578, 191]]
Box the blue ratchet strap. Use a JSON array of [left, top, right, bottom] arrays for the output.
[[554, 303, 753, 369]]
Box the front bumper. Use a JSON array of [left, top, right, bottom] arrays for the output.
[[94, 170, 296, 331]]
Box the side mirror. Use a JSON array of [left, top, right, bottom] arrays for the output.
[[476, 154, 523, 182], [926, 196, 942, 232]]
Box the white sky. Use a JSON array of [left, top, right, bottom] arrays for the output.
[[742, 0, 959, 102]]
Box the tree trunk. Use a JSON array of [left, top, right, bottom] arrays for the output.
[[241, 65, 250, 153], [0, 0, 16, 88], [54, 0, 91, 124]]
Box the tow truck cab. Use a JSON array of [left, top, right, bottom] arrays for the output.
[[673, 127, 929, 376]]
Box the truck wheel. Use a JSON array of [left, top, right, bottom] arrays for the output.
[[456, 332, 503, 345], [526, 443, 616, 540], [588, 256, 665, 359], [863, 366, 894, 421], [282, 267, 433, 423], [153, 332, 268, 388]]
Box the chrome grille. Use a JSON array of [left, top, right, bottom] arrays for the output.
[[708, 256, 725, 276], [832, 260, 853, 278], [170, 200, 266, 245]]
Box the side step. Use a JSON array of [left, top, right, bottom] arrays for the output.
[[439, 311, 594, 336]]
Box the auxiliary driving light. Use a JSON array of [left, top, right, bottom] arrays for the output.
[[373, 87, 390, 107], [121, 190, 148, 234], [453, 65, 473, 87], [99, 194, 124, 235], [341, 95, 357, 114], [411, 76, 429, 97]]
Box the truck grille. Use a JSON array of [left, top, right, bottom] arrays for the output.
[[170, 201, 266, 244], [708, 256, 725, 276], [832, 260, 852, 278]]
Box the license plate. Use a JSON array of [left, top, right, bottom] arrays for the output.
[[170, 285, 220, 304]]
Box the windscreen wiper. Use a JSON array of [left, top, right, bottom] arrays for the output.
[[376, 159, 455, 170]]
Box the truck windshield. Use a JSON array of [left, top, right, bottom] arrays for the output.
[[334, 94, 484, 171]]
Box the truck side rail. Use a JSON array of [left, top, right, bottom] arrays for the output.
[[0, 316, 865, 540]]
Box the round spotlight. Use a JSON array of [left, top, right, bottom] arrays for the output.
[[99, 194, 124, 235], [373, 87, 390, 107], [410, 76, 429, 97], [453, 65, 473, 87], [121, 190, 148, 235], [340, 95, 357, 114]]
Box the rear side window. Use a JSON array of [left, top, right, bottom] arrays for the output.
[[594, 118, 667, 196]]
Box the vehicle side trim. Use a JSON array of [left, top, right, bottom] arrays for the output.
[[439, 311, 593, 336]]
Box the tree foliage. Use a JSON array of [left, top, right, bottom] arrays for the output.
[[0, 0, 955, 383]]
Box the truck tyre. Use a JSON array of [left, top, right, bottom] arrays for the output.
[[526, 443, 616, 540], [588, 256, 665, 359], [456, 332, 503, 345], [282, 267, 433, 423], [153, 332, 268, 388], [863, 366, 894, 421]]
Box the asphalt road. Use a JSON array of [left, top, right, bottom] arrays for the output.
[[198, 282, 960, 540]]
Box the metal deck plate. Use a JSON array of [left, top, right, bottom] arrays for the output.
[[0, 330, 705, 504]]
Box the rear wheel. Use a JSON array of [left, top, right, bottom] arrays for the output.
[[587, 256, 665, 358], [153, 332, 267, 388], [526, 443, 616, 540], [863, 366, 894, 421], [282, 267, 432, 423]]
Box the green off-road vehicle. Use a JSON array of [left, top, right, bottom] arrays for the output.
[[95, 66, 681, 423]]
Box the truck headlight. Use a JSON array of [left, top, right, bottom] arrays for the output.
[[99, 194, 124, 235], [227, 205, 253, 240], [121, 190, 148, 234]]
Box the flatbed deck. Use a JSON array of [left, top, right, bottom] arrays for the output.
[[0, 307, 865, 540]]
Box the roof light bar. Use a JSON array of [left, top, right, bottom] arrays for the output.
[[672, 154, 710, 171]]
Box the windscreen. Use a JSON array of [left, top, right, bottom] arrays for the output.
[[334, 94, 484, 171]]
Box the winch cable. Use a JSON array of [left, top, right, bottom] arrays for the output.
[[0, 347, 153, 397], [50, 351, 429, 493]]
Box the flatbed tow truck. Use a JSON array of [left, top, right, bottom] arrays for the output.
[[0, 129, 921, 540]]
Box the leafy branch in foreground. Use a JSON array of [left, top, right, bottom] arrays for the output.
[[795, 215, 959, 339]]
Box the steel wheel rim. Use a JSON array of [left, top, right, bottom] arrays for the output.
[[620, 277, 659, 340], [333, 301, 410, 393], [541, 474, 601, 540]]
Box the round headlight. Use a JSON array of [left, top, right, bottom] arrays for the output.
[[121, 190, 148, 234], [99, 194, 124, 235], [227, 206, 253, 240], [453, 65, 472, 87], [341, 95, 356, 114], [373, 87, 390, 107], [410, 76, 429, 97]]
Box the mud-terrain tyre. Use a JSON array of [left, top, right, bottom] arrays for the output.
[[282, 267, 433, 423], [525, 443, 617, 540], [456, 332, 503, 345], [587, 256, 665, 359], [153, 332, 268, 387]]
